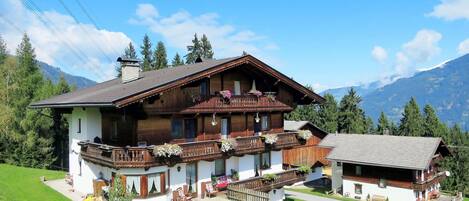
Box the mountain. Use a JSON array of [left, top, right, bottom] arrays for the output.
[[321, 80, 383, 101], [38, 61, 96, 89], [361, 54, 469, 130]]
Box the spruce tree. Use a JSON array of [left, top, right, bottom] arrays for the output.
[[398, 97, 424, 136], [171, 53, 184, 66], [185, 33, 203, 64], [338, 88, 367, 133], [318, 93, 338, 133], [140, 34, 153, 71], [423, 104, 445, 137], [201, 34, 214, 59], [116, 42, 138, 77], [153, 41, 168, 70], [377, 111, 390, 135], [0, 34, 7, 64]]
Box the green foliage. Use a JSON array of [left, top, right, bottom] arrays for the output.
[[262, 173, 279, 182], [109, 175, 134, 201], [338, 88, 370, 133], [185, 33, 203, 64], [116, 42, 138, 77], [423, 104, 446, 137], [377, 112, 390, 135], [153, 41, 168, 70], [201, 34, 214, 59], [0, 35, 7, 64], [172, 53, 184, 66], [297, 165, 312, 174], [140, 34, 153, 71], [318, 94, 338, 133], [398, 97, 424, 136]]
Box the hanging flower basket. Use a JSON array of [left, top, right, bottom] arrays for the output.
[[297, 130, 312, 144], [261, 134, 278, 145], [220, 139, 237, 154]]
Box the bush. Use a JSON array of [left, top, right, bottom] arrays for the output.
[[297, 165, 311, 174], [262, 173, 279, 182]]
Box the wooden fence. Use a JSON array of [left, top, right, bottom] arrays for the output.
[[227, 186, 269, 201]]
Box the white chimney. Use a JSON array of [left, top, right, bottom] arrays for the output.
[[117, 57, 141, 83]]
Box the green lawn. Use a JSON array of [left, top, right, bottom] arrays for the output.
[[0, 164, 69, 201], [284, 197, 305, 201], [286, 186, 356, 201]]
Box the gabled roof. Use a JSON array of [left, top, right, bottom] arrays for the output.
[[318, 134, 448, 170], [30, 55, 325, 108], [284, 120, 328, 136]]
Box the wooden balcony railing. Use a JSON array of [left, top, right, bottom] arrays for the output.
[[79, 132, 303, 169], [181, 95, 293, 113], [412, 171, 446, 191], [229, 169, 306, 192]]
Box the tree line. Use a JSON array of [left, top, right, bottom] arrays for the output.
[[0, 34, 72, 169], [116, 33, 214, 76], [286, 88, 468, 195]]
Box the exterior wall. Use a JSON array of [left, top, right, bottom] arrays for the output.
[[226, 156, 239, 175], [261, 150, 284, 174], [268, 188, 285, 201], [343, 179, 416, 201], [305, 167, 323, 182], [68, 107, 102, 194], [331, 161, 343, 194], [238, 155, 255, 180]]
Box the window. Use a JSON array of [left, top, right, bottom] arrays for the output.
[[171, 119, 184, 139], [77, 118, 81, 133], [355, 165, 362, 176], [354, 183, 362, 195], [234, 81, 241, 95], [221, 118, 230, 139], [255, 152, 271, 170], [184, 119, 196, 139], [214, 159, 225, 176], [261, 115, 270, 131], [378, 178, 387, 188], [111, 120, 118, 140], [200, 80, 208, 97], [126, 175, 141, 195], [186, 163, 197, 193], [148, 173, 162, 195]]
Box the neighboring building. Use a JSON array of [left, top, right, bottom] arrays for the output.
[[319, 134, 451, 201], [282, 120, 331, 181], [31, 55, 325, 201]]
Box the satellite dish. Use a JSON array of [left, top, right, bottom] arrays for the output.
[[445, 171, 451, 177]]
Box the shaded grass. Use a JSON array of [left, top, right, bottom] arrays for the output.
[[284, 197, 305, 201], [0, 164, 69, 201], [286, 186, 356, 201]]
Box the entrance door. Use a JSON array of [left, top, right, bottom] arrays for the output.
[[186, 163, 197, 196]]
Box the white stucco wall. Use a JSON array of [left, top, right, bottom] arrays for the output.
[[197, 161, 214, 197], [261, 150, 283, 174], [268, 188, 285, 201], [343, 179, 416, 201], [225, 156, 239, 176], [331, 161, 343, 193], [238, 154, 255, 180]]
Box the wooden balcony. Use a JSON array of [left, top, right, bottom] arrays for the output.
[[79, 132, 303, 169], [412, 171, 446, 191], [228, 169, 306, 192]]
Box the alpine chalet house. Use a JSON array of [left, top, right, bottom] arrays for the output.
[[282, 120, 331, 182], [31, 55, 325, 201], [319, 134, 451, 201]]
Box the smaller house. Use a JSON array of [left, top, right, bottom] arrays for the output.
[[319, 134, 451, 201], [282, 120, 331, 182]]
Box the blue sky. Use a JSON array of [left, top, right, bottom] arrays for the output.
[[1, 0, 469, 91]]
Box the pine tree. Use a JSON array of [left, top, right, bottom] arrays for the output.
[[0, 34, 7, 64], [377, 111, 390, 135], [171, 53, 184, 66], [440, 125, 469, 194], [201, 34, 214, 59], [398, 97, 424, 136], [185, 33, 203, 64], [317, 93, 338, 133], [338, 88, 367, 133], [153, 41, 168, 70], [423, 104, 445, 137], [140, 34, 153, 71], [116, 42, 138, 77]]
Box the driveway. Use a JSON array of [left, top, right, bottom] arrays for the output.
[[285, 190, 338, 201]]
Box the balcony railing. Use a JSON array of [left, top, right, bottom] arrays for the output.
[[79, 132, 302, 169], [228, 169, 306, 192], [412, 171, 446, 191]]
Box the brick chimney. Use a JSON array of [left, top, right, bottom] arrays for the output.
[[117, 57, 140, 83]]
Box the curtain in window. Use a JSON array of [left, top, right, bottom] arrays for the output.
[[186, 164, 197, 193], [261, 152, 271, 169], [126, 176, 140, 195], [148, 174, 161, 194]]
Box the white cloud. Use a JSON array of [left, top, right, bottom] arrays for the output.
[[429, 0, 469, 21], [458, 38, 469, 54], [393, 29, 442, 76], [129, 4, 278, 62], [0, 0, 131, 81], [371, 46, 388, 64]]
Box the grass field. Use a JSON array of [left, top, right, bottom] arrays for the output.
[[0, 164, 69, 201], [286, 186, 356, 201]]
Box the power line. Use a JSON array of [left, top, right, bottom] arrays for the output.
[[22, 0, 108, 81]]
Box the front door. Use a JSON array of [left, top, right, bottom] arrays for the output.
[[186, 163, 197, 196]]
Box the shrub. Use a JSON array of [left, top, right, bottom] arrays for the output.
[[297, 165, 311, 174], [262, 173, 279, 182], [108, 174, 134, 201]]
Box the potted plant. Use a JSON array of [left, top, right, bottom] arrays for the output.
[[220, 139, 237, 154], [262, 173, 279, 183], [297, 165, 311, 176], [219, 90, 232, 103], [262, 134, 278, 146], [297, 130, 312, 144], [153, 143, 183, 165], [230, 169, 239, 181]]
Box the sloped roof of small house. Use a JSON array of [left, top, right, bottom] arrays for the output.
[[31, 55, 324, 108], [318, 134, 449, 170], [284, 120, 328, 136]]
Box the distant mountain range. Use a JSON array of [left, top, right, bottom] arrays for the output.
[[38, 60, 96, 89], [322, 54, 469, 130]]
